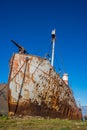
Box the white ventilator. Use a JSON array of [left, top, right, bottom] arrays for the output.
[[62, 73, 68, 85]]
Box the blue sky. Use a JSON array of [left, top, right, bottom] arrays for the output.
[[0, 0, 87, 106]]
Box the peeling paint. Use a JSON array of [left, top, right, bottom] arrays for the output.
[[8, 53, 82, 119]]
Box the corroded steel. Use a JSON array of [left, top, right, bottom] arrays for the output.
[[8, 53, 82, 119]]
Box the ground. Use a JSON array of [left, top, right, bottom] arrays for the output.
[[0, 116, 87, 130]]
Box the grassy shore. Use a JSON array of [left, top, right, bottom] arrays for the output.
[[0, 116, 87, 130]]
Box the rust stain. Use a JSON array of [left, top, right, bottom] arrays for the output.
[[8, 53, 82, 120]]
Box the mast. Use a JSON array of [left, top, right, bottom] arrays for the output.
[[51, 29, 56, 66]]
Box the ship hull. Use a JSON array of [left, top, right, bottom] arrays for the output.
[[8, 53, 82, 119]]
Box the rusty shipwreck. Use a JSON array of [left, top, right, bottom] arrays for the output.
[[7, 30, 82, 119]]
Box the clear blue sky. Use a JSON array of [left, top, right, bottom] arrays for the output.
[[0, 0, 87, 106]]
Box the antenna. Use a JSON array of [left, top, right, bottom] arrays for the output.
[[11, 40, 27, 54], [51, 29, 56, 66]]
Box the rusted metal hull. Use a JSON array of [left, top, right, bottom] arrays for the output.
[[8, 53, 82, 119]]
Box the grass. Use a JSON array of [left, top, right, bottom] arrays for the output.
[[0, 116, 87, 130]]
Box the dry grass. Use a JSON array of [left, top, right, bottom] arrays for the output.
[[0, 116, 87, 130]]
